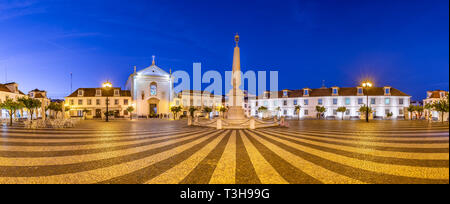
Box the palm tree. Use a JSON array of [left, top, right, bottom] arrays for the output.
[[433, 96, 449, 123], [337, 107, 347, 120], [219, 106, 227, 118], [170, 106, 183, 120], [82, 109, 89, 120], [407, 105, 416, 120], [0, 98, 24, 126], [415, 105, 424, 120], [126, 106, 135, 120], [203, 107, 213, 119], [315, 106, 326, 119], [189, 107, 198, 119], [18, 97, 41, 121], [294, 105, 301, 120], [275, 107, 281, 118], [359, 105, 373, 121], [424, 103, 434, 122], [258, 106, 268, 118]]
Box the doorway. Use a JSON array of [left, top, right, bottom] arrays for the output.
[[150, 104, 158, 117]]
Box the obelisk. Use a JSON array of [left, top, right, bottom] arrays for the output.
[[227, 34, 246, 120]]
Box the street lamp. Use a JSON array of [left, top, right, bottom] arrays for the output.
[[362, 81, 373, 123], [102, 81, 112, 122]]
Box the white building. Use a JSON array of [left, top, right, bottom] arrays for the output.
[[249, 86, 411, 120], [126, 56, 173, 118], [65, 87, 132, 119], [423, 90, 449, 122], [0, 82, 27, 119]]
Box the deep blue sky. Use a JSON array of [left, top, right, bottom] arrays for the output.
[[0, 0, 448, 100]]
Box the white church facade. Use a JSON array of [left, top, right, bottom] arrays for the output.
[[125, 56, 174, 117]]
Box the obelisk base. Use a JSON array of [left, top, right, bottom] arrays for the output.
[[227, 107, 246, 120]]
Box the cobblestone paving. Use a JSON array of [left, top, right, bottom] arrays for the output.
[[0, 120, 448, 184]]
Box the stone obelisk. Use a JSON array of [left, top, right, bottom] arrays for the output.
[[227, 34, 246, 120]]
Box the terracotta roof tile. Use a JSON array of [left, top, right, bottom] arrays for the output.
[[67, 88, 131, 97]]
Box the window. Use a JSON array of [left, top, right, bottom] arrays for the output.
[[78, 90, 84, 96], [304, 99, 309, 106], [283, 100, 288, 106], [78, 100, 83, 105], [293, 100, 298, 105], [304, 89, 309, 96], [358, 98, 364, 105], [96, 89, 101, 96], [124, 99, 129, 105], [124, 110, 129, 116], [318, 99, 323, 105], [333, 88, 338, 95], [358, 88, 363, 95], [264, 101, 268, 106], [385, 98, 391, 105], [115, 99, 119, 105], [399, 99, 404, 105], [30, 93, 35, 97], [304, 110, 309, 115], [333, 109, 338, 116], [273, 101, 278, 106], [114, 89, 120, 96], [345, 110, 350, 115], [283, 91, 288, 97], [96, 99, 101, 105], [150, 82, 157, 96], [345, 98, 351, 105], [264, 92, 269, 98], [87, 99, 92, 105], [70, 100, 74, 105], [385, 88, 390, 95], [371, 98, 376, 105], [399, 109, 404, 115], [333, 99, 338, 105], [283, 110, 287, 115]]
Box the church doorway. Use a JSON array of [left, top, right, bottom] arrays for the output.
[[148, 98, 160, 118]]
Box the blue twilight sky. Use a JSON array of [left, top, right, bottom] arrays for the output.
[[0, 0, 448, 100]]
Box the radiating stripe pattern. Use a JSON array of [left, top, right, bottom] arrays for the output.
[[0, 120, 448, 184]]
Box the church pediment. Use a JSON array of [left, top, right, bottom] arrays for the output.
[[137, 65, 170, 77]]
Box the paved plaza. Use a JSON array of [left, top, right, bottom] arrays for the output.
[[0, 120, 448, 184]]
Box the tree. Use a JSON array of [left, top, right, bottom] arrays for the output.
[[315, 106, 326, 119], [359, 105, 373, 120], [294, 105, 301, 120], [258, 106, 268, 118], [337, 107, 347, 120], [18, 97, 42, 121], [203, 107, 213, 119], [47, 102, 63, 119], [415, 106, 424, 120], [219, 106, 227, 118], [126, 106, 135, 120], [275, 107, 281, 118], [407, 105, 416, 120], [387, 112, 394, 119], [424, 103, 434, 122], [171, 106, 183, 120], [433, 96, 449, 123], [82, 109, 89, 120], [0, 98, 24, 126], [189, 107, 198, 119]]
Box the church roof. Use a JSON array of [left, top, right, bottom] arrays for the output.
[[135, 56, 170, 77]]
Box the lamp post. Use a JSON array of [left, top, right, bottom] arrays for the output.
[[362, 81, 373, 123], [102, 81, 112, 122]]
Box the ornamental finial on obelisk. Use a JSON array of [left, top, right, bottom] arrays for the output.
[[152, 55, 156, 65], [235, 33, 239, 46]]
